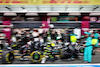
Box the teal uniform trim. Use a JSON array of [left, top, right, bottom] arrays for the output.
[[84, 32, 92, 36], [84, 37, 93, 62]]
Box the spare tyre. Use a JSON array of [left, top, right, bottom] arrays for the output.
[[30, 51, 42, 63], [1, 51, 14, 64], [79, 47, 84, 53]]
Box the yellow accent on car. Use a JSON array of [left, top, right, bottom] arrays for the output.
[[51, 43, 55, 47], [30, 51, 42, 62]]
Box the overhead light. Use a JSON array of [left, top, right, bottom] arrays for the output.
[[25, 13, 38, 16], [47, 13, 59, 16], [68, 12, 81, 15], [90, 13, 100, 15], [23, 9, 27, 12], [4, 13, 17, 16]]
